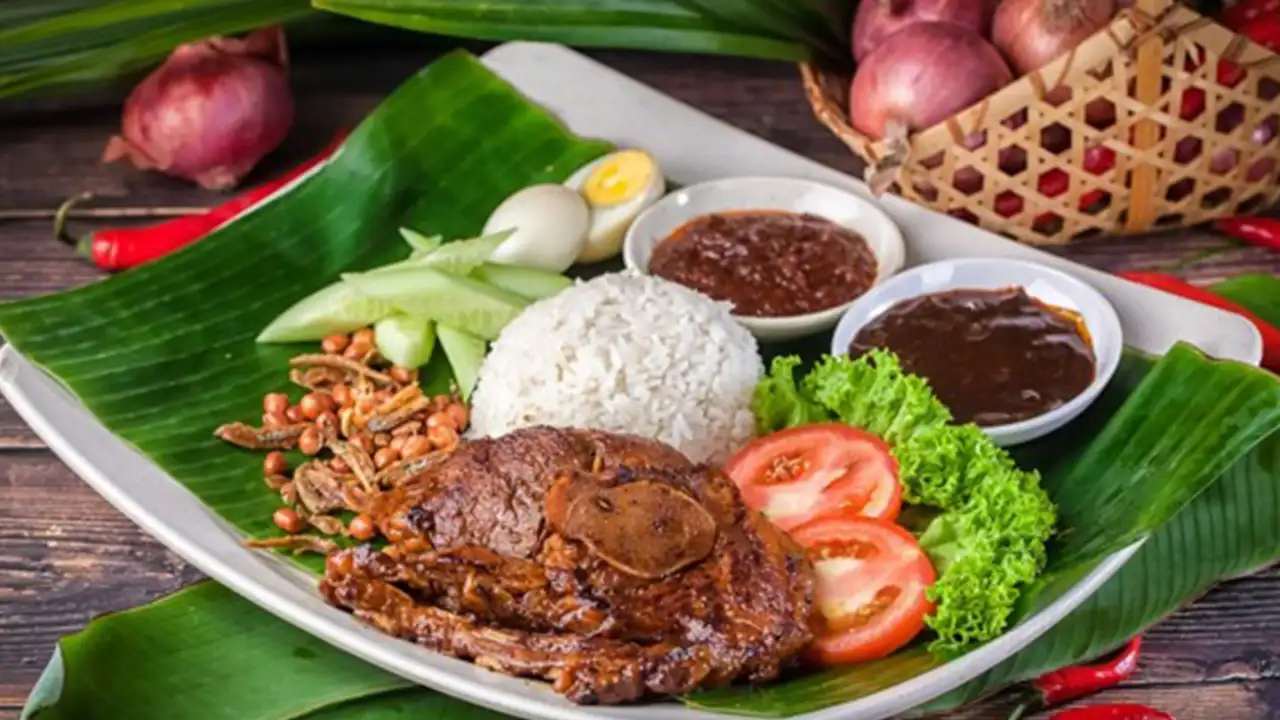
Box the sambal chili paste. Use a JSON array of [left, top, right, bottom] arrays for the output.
[[648, 210, 878, 317]]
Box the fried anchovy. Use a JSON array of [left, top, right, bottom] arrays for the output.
[[307, 513, 347, 536], [289, 354, 395, 386], [367, 396, 433, 433], [343, 485, 371, 514], [391, 420, 423, 437], [214, 422, 307, 450], [246, 535, 339, 556], [289, 366, 347, 390], [293, 461, 352, 515], [332, 439, 378, 491], [374, 453, 449, 488]]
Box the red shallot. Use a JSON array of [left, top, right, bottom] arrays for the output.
[[849, 22, 1013, 140], [992, 0, 1116, 74], [102, 26, 295, 191], [852, 0, 993, 61]]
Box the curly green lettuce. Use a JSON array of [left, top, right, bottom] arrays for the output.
[[752, 350, 1056, 658]]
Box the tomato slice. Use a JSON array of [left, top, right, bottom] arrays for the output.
[[724, 424, 902, 531], [791, 516, 936, 665]]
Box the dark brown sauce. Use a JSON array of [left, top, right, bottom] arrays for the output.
[[848, 287, 1096, 426], [648, 210, 878, 317]]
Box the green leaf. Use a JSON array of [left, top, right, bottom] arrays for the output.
[[312, 0, 811, 60], [303, 691, 507, 719], [398, 228, 443, 255], [1035, 343, 1280, 574], [672, 0, 847, 62], [0, 0, 315, 100], [1212, 273, 1280, 327], [0, 49, 610, 550], [22, 582, 421, 720], [1, 0, 827, 102], [918, 382, 1280, 712]]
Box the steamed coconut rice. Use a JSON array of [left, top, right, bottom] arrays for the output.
[[468, 271, 762, 463]]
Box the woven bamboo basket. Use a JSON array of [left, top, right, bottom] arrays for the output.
[[803, 0, 1280, 245]]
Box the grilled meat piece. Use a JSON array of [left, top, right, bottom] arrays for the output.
[[320, 426, 815, 704]]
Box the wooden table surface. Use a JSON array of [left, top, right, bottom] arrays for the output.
[[2, 40, 1280, 720]]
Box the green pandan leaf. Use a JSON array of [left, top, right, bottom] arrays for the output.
[[313, 0, 812, 62]]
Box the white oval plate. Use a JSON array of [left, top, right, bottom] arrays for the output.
[[831, 258, 1124, 446], [623, 176, 905, 342], [0, 41, 1263, 720]]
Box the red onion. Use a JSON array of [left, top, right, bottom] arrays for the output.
[[852, 0, 993, 61], [992, 0, 1116, 74], [102, 26, 294, 191], [1248, 158, 1276, 182], [850, 23, 1013, 140], [1205, 115, 1279, 176]]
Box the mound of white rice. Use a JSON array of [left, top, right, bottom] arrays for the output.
[[469, 271, 762, 463]]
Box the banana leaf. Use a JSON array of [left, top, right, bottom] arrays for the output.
[[21, 582, 420, 720], [8, 51, 1280, 719], [24, 353, 1280, 720]]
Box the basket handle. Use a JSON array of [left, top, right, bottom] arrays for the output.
[[1126, 0, 1173, 231]]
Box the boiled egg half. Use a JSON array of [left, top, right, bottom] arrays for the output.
[[564, 149, 665, 263], [483, 184, 590, 273]]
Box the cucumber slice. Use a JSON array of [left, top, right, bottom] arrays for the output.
[[436, 324, 487, 400], [398, 227, 443, 255], [257, 281, 393, 343], [473, 263, 573, 300], [341, 266, 529, 341], [374, 313, 437, 368], [415, 229, 514, 275]]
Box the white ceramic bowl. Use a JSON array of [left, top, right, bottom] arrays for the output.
[[831, 258, 1124, 446], [623, 176, 906, 342]]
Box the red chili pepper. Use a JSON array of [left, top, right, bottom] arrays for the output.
[[1048, 705, 1174, 720], [1118, 272, 1280, 371], [1034, 636, 1144, 706], [1215, 216, 1280, 251], [56, 131, 348, 272]]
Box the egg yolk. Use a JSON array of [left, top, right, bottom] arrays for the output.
[[583, 150, 655, 207]]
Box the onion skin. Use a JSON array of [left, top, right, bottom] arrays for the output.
[[992, 0, 1116, 74], [102, 26, 294, 191], [850, 23, 1013, 140], [853, 0, 993, 61]]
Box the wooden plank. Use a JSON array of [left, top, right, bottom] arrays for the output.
[[0, 47, 439, 213], [0, 452, 203, 706], [948, 680, 1278, 718], [0, 451, 1278, 713]]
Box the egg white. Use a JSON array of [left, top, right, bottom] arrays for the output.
[[482, 184, 589, 273], [564, 152, 665, 264]]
